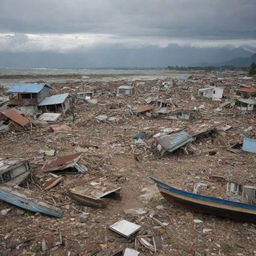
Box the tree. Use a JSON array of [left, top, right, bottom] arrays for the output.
[[249, 62, 256, 76]]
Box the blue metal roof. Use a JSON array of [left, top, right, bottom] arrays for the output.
[[7, 83, 51, 94], [237, 98, 256, 105], [38, 93, 69, 106]]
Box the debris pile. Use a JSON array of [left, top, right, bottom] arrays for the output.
[[0, 70, 256, 255]]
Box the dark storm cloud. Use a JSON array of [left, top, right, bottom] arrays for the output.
[[0, 0, 255, 39]]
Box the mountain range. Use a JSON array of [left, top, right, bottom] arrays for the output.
[[0, 44, 255, 68]]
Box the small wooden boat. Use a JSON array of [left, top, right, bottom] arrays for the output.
[[0, 184, 63, 218], [150, 177, 256, 222]]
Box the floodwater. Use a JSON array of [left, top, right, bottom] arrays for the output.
[[0, 68, 194, 87]]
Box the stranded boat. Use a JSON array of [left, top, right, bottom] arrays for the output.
[[150, 177, 256, 222]]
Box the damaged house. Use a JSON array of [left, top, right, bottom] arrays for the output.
[[236, 99, 256, 111], [198, 87, 224, 100], [38, 93, 71, 113], [236, 87, 256, 98], [7, 83, 51, 106], [117, 85, 135, 96], [77, 90, 94, 100]]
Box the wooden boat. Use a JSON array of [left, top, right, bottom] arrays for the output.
[[0, 184, 63, 218], [150, 177, 256, 222]]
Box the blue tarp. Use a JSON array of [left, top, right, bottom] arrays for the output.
[[242, 137, 256, 153]]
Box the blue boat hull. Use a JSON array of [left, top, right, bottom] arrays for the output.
[[150, 177, 256, 223]]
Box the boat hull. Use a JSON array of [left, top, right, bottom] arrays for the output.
[[151, 177, 256, 223]]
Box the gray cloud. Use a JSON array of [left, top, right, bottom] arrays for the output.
[[0, 0, 255, 67], [0, 0, 255, 39]]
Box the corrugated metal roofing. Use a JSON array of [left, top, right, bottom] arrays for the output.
[[7, 83, 51, 94], [118, 85, 134, 89], [134, 105, 154, 114], [157, 131, 194, 153], [237, 87, 256, 93], [43, 153, 82, 172], [237, 99, 256, 105], [38, 93, 69, 106], [1, 108, 30, 127]]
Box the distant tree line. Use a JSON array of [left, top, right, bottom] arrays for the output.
[[249, 62, 256, 76], [166, 65, 248, 71]]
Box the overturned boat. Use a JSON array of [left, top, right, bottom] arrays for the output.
[[150, 177, 256, 223]]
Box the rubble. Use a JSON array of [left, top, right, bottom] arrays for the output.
[[0, 69, 256, 255]]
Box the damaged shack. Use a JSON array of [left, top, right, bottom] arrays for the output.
[[236, 98, 256, 111], [7, 83, 51, 106], [38, 93, 70, 113], [117, 85, 134, 95]]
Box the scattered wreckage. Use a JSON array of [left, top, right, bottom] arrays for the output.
[[42, 152, 87, 174], [69, 177, 121, 208]]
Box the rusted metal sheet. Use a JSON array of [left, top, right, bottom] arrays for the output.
[[0, 158, 30, 186], [134, 105, 154, 114], [43, 153, 87, 174], [43, 176, 63, 190], [237, 87, 256, 93], [69, 177, 121, 208], [49, 124, 72, 133], [1, 108, 30, 127], [0, 184, 63, 218]]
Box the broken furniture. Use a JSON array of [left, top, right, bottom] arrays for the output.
[[69, 177, 121, 207]]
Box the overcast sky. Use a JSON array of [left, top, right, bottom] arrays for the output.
[[0, 0, 255, 53]]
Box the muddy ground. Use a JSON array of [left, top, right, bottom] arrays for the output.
[[0, 71, 256, 256]]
